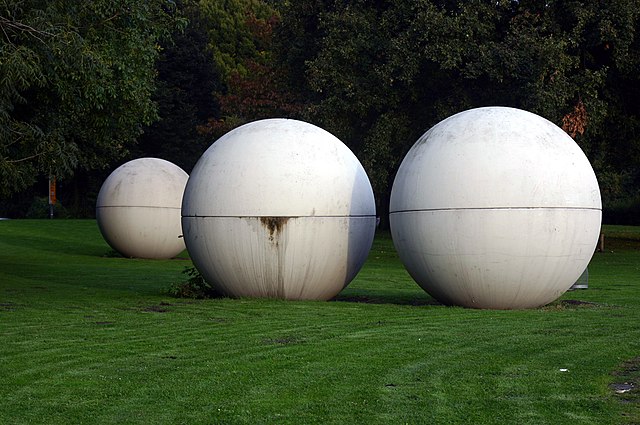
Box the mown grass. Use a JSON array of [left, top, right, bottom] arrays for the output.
[[1, 220, 639, 424]]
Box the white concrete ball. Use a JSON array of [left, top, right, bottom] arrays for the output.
[[390, 107, 601, 309], [182, 118, 376, 300], [96, 158, 188, 259]]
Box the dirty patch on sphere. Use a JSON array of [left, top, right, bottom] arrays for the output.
[[260, 216, 292, 240]]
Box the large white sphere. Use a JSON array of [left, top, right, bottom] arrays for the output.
[[390, 107, 601, 309], [96, 158, 188, 259], [182, 118, 376, 300]]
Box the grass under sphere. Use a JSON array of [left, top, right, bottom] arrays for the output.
[[0, 219, 639, 424]]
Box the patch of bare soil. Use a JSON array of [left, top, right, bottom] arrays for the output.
[[142, 302, 174, 313], [0, 302, 18, 311], [611, 357, 640, 421], [262, 336, 305, 345], [541, 299, 604, 310], [560, 299, 601, 307], [332, 294, 439, 306]]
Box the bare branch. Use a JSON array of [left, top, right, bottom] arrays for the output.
[[0, 15, 55, 45], [0, 19, 10, 43], [6, 151, 45, 164], [102, 13, 121, 24]]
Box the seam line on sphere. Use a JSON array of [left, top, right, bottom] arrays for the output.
[[97, 205, 182, 209], [389, 207, 602, 214], [180, 214, 378, 218]]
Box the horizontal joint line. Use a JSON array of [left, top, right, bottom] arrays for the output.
[[390, 207, 602, 213], [182, 215, 377, 218]]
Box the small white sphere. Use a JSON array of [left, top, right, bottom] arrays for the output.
[[390, 107, 601, 309], [96, 158, 188, 259], [182, 118, 376, 300]]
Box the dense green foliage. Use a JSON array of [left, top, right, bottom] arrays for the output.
[[277, 0, 640, 214], [196, 0, 302, 140], [197, 0, 277, 82], [0, 0, 183, 197], [1, 220, 640, 423], [133, 0, 220, 173], [1, 0, 639, 221]]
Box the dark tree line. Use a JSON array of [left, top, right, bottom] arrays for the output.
[[0, 0, 184, 216], [2, 0, 639, 223], [274, 0, 640, 221]]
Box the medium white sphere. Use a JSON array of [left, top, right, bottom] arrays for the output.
[[182, 118, 376, 300], [96, 158, 188, 259], [390, 107, 601, 309]]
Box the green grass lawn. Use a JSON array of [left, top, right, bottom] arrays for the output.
[[1, 220, 639, 424]]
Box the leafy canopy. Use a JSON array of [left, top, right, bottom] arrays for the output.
[[0, 0, 184, 197], [277, 0, 640, 208]]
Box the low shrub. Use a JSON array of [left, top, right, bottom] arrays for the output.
[[165, 266, 222, 299], [603, 195, 640, 225], [25, 197, 70, 219]]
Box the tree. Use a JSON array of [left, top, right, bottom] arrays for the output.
[[198, 0, 276, 81], [198, 0, 303, 139], [0, 0, 183, 197], [277, 1, 443, 215], [581, 0, 640, 205], [133, 0, 221, 173], [277, 0, 640, 219]]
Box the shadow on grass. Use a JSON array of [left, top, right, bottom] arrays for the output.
[[332, 293, 442, 306], [333, 294, 613, 309]]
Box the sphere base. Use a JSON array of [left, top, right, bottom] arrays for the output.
[[390, 208, 601, 309], [182, 216, 376, 300]]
